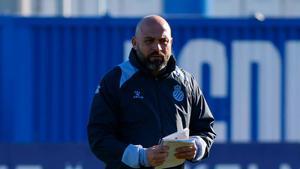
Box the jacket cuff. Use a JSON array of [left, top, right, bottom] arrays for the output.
[[121, 144, 142, 168], [190, 136, 207, 161], [139, 147, 151, 167]]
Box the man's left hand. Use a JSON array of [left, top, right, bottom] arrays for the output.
[[174, 144, 197, 160]]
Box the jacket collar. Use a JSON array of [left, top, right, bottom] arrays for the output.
[[129, 48, 176, 79]]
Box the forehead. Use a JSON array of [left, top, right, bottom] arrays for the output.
[[139, 23, 171, 39]]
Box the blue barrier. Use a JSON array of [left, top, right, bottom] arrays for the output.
[[0, 17, 300, 144], [0, 144, 104, 169], [0, 144, 299, 168]]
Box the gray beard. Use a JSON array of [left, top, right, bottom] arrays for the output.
[[136, 49, 169, 73], [146, 58, 168, 72]]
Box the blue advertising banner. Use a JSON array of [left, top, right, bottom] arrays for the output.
[[0, 144, 299, 169], [194, 144, 300, 169], [0, 17, 300, 168], [0, 144, 104, 169], [0, 17, 300, 143]]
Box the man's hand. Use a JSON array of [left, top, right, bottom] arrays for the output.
[[174, 144, 197, 160], [146, 145, 169, 167]]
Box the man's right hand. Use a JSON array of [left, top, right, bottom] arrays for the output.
[[146, 145, 169, 167]]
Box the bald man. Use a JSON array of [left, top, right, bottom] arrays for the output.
[[88, 15, 216, 169]]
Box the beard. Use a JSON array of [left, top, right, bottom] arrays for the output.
[[136, 47, 170, 72]]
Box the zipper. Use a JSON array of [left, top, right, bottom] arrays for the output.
[[153, 77, 164, 139]]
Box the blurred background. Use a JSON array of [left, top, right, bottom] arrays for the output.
[[1, 0, 300, 17], [0, 0, 300, 169]]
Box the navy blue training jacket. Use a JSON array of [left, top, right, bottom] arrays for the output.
[[87, 49, 216, 169]]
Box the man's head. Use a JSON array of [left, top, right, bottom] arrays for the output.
[[132, 15, 173, 74]]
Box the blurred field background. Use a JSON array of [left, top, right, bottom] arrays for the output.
[[0, 0, 300, 169]]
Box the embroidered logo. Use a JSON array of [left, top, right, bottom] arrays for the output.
[[133, 90, 144, 99], [172, 85, 184, 102]]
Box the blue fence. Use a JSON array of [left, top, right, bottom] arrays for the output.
[[0, 143, 299, 168], [1, 16, 300, 168], [1, 16, 300, 143], [0, 17, 137, 143]]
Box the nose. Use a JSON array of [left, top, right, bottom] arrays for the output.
[[153, 42, 162, 52]]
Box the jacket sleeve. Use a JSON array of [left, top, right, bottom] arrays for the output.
[[87, 69, 128, 167], [189, 75, 216, 159]]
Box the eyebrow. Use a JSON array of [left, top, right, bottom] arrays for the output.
[[143, 36, 169, 39], [144, 36, 154, 39]]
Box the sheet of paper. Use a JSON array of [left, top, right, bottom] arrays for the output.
[[162, 128, 189, 140], [155, 128, 194, 169], [155, 139, 194, 169]]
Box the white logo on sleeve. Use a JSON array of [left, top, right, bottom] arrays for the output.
[[133, 89, 144, 99], [173, 85, 184, 102]]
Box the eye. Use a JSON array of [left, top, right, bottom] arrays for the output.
[[144, 39, 154, 45], [160, 38, 169, 44]]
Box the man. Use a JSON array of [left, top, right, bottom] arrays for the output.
[[87, 15, 216, 169]]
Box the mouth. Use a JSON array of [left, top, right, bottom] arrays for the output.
[[149, 53, 164, 58], [149, 55, 163, 62]]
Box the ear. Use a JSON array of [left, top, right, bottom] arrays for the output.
[[132, 37, 137, 49]]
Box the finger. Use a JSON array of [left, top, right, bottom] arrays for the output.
[[150, 158, 167, 167], [157, 145, 169, 152], [175, 151, 195, 159], [148, 145, 169, 166], [155, 160, 165, 166], [175, 146, 195, 153], [153, 152, 168, 160], [151, 156, 168, 167], [154, 157, 167, 164]]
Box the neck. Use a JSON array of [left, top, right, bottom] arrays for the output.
[[151, 70, 160, 76], [151, 64, 167, 77]]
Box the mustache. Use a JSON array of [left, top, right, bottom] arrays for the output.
[[148, 51, 165, 57]]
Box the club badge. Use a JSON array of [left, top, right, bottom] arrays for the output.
[[172, 85, 184, 102]]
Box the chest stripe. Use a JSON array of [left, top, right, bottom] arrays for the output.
[[118, 61, 138, 88]]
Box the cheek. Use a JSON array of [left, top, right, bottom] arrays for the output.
[[163, 45, 172, 53], [140, 46, 152, 55]]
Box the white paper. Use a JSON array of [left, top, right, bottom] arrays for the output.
[[162, 128, 189, 141], [155, 128, 194, 169]]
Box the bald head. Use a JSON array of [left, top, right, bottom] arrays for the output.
[[131, 15, 173, 75], [135, 15, 172, 37]]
